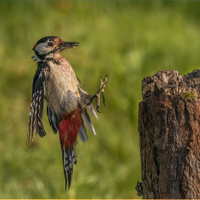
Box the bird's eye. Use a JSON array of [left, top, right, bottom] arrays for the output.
[[48, 41, 54, 46]]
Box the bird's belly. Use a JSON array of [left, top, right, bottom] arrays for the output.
[[45, 62, 80, 117]]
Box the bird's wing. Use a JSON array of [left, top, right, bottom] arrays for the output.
[[77, 85, 98, 141], [78, 85, 98, 119], [47, 101, 58, 134], [27, 63, 48, 144]]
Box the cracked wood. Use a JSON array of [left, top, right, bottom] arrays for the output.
[[138, 70, 200, 199]]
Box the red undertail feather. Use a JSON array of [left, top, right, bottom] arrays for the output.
[[59, 109, 82, 151], [58, 109, 82, 189]]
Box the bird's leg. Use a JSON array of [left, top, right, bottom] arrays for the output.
[[89, 75, 108, 113]]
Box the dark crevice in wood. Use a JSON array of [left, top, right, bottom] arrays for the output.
[[137, 70, 200, 199]]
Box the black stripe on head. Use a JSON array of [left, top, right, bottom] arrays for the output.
[[33, 36, 59, 50]]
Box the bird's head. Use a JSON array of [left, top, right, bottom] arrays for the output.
[[32, 36, 79, 61]]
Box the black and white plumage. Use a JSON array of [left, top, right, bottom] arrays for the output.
[[27, 36, 108, 189], [27, 62, 48, 143]]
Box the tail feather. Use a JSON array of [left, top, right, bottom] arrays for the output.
[[58, 108, 97, 189], [59, 109, 82, 189], [62, 146, 77, 190]]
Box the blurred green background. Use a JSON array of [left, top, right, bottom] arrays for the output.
[[0, 1, 200, 198]]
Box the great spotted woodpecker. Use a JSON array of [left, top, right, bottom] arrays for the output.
[[27, 36, 108, 189]]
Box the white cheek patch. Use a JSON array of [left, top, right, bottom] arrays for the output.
[[35, 42, 51, 55]]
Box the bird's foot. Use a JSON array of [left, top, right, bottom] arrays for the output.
[[90, 75, 108, 112]]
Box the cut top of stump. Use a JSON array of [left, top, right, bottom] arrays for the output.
[[142, 69, 200, 100]]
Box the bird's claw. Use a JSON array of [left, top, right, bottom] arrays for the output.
[[91, 75, 108, 113]]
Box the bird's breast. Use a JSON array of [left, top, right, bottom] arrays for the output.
[[45, 60, 80, 117]]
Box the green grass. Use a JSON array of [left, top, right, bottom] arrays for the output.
[[0, 1, 200, 198]]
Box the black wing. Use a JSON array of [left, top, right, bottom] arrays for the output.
[[27, 63, 47, 144], [47, 101, 58, 134]]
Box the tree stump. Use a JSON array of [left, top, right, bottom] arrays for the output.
[[138, 70, 200, 199]]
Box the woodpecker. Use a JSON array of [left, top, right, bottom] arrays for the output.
[[27, 36, 108, 189]]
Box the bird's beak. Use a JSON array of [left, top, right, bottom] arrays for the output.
[[59, 41, 79, 50]]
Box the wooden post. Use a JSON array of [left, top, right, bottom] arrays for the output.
[[138, 70, 200, 199]]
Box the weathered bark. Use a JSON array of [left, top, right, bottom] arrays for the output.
[[138, 70, 200, 199]]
